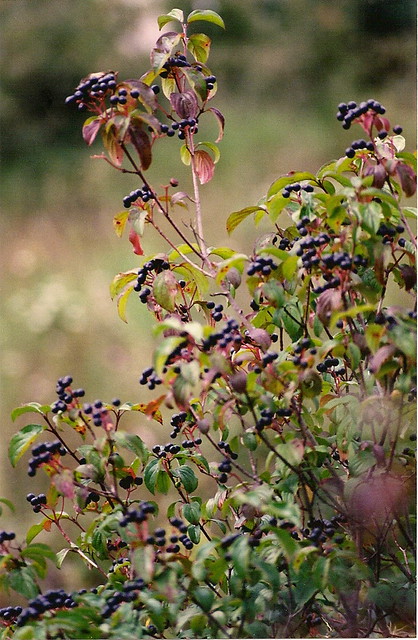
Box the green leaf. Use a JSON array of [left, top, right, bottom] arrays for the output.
[[198, 141, 220, 164], [267, 194, 290, 222], [132, 545, 154, 583], [180, 143, 192, 165], [26, 521, 47, 544], [173, 263, 209, 297], [153, 269, 179, 312], [282, 255, 299, 281], [226, 206, 266, 234], [21, 543, 56, 563], [359, 201, 382, 235], [187, 9, 225, 29], [156, 469, 171, 495], [144, 458, 159, 495], [8, 567, 39, 600], [188, 524, 201, 544], [112, 432, 149, 463], [173, 465, 198, 493], [154, 335, 185, 376], [183, 500, 201, 524], [0, 497, 15, 514], [11, 402, 49, 421], [109, 269, 138, 299], [231, 536, 250, 579], [193, 586, 215, 612], [187, 33, 211, 63], [8, 423, 44, 467], [116, 285, 134, 323], [157, 8, 184, 30], [56, 548, 72, 569]]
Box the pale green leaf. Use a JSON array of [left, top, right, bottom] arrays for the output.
[[187, 9, 225, 29]]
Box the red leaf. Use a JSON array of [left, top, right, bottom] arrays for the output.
[[129, 228, 144, 255], [128, 123, 152, 170], [194, 149, 215, 184], [396, 162, 417, 197]]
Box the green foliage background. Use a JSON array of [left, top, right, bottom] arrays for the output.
[[0, 0, 416, 596]]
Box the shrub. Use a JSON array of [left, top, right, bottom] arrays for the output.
[[1, 8, 416, 639]]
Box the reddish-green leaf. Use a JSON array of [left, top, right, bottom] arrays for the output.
[[187, 33, 211, 63], [82, 116, 102, 146], [153, 270, 179, 311]]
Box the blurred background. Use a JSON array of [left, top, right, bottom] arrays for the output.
[[0, 0, 416, 594]]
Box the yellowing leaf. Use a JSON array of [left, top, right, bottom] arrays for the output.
[[113, 210, 129, 237]]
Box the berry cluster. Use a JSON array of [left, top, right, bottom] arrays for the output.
[[134, 258, 171, 292], [26, 492, 47, 513], [216, 440, 238, 483], [82, 400, 111, 427], [274, 236, 293, 251], [255, 407, 275, 432], [51, 375, 85, 413], [118, 475, 143, 490], [169, 517, 194, 550], [122, 185, 155, 208], [345, 138, 374, 158], [85, 491, 101, 506], [139, 366, 162, 390], [377, 222, 405, 245], [27, 440, 66, 477], [202, 318, 242, 353], [302, 515, 345, 545], [316, 357, 345, 376], [336, 99, 386, 129], [109, 87, 131, 106], [161, 117, 198, 139], [160, 55, 191, 77], [119, 501, 156, 528], [16, 589, 77, 627], [0, 606, 22, 624], [0, 531, 15, 544], [282, 182, 314, 198], [101, 579, 145, 618], [169, 411, 188, 438], [65, 72, 117, 111], [206, 301, 224, 322], [247, 256, 278, 276]]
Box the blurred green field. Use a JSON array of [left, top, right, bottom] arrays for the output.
[[0, 0, 416, 594]]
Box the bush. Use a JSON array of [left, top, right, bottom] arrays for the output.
[[1, 8, 416, 639]]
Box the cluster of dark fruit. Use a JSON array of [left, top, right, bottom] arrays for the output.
[[302, 515, 345, 545], [345, 138, 375, 157], [282, 182, 314, 198], [273, 235, 293, 251], [0, 606, 22, 623], [27, 440, 66, 477], [216, 441, 238, 482], [16, 589, 77, 627], [119, 475, 143, 490], [138, 286, 152, 304], [247, 256, 278, 276], [201, 318, 242, 352], [119, 502, 156, 528], [306, 613, 322, 628], [52, 375, 85, 413], [0, 531, 15, 545], [168, 518, 194, 550], [317, 357, 345, 376], [139, 366, 162, 390], [26, 492, 47, 513], [134, 259, 171, 291], [160, 55, 191, 77], [252, 351, 279, 374], [161, 117, 198, 139], [255, 407, 276, 432], [101, 579, 145, 618], [206, 301, 224, 322], [122, 185, 155, 208], [377, 222, 405, 245], [85, 491, 101, 506], [169, 411, 188, 439], [65, 72, 117, 111], [82, 399, 110, 427], [336, 99, 385, 129]]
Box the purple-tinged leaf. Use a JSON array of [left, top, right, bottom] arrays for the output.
[[151, 32, 181, 72], [397, 162, 417, 197], [170, 90, 199, 119], [128, 123, 152, 170], [194, 149, 215, 184], [82, 116, 102, 146], [208, 107, 225, 142]]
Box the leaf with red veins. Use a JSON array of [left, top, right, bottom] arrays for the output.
[[129, 228, 144, 255], [127, 123, 152, 170], [194, 149, 215, 184], [170, 91, 199, 119]]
